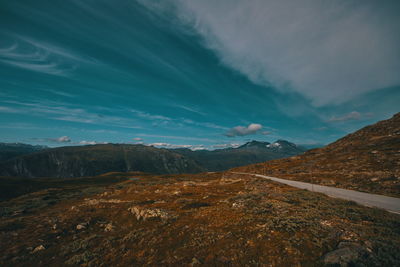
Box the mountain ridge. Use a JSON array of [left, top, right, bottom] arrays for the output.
[[0, 140, 306, 178], [0, 143, 47, 162], [172, 139, 306, 171], [0, 144, 204, 178]]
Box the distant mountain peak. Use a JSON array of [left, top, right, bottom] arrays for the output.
[[238, 140, 270, 149], [265, 140, 297, 149]]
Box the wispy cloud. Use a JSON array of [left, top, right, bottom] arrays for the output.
[[328, 111, 362, 122], [160, 0, 400, 105], [181, 119, 227, 130], [1, 100, 142, 129], [130, 109, 172, 121], [55, 116, 95, 124], [172, 104, 207, 116], [0, 106, 20, 113], [137, 134, 215, 142], [0, 35, 83, 76], [225, 123, 262, 137]]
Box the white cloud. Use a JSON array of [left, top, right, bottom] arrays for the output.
[[149, 142, 170, 147], [79, 140, 97, 145], [212, 143, 240, 149], [55, 136, 71, 143], [160, 0, 400, 105], [79, 140, 108, 145], [147, 142, 205, 150], [225, 123, 262, 137], [191, 145, 205, 151], [328, 111, 362, 122], [133, 137, 143, 141]]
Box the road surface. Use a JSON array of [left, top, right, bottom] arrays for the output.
[[233, 172, 400, 214]]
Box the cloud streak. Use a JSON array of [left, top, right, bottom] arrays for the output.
[[328, 111, 361, 122], [0, 35, 84, 76], [164, 0, 400, 105]]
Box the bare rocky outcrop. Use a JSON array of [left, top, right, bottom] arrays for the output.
[[128, 206, 177, 221]]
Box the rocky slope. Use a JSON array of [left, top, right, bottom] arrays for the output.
[[234, 113, 400, 197], [173, 140, 306, 171], [0, 144, 204, 178], [1, 172, 399, 266]]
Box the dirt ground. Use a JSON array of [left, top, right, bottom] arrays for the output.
[[1, 172, 399, 266]]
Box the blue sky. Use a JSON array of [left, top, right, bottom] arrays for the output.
[[0, 0, 399, 149]]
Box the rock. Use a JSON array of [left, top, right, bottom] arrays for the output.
[[76, 223, 87, 230], [323, 243, 368, 266], [232, 202, 244, 208], [32, 245, 45, 253], [104, 223, 115, 232], [190, 257, 201, 266], [128, 206, 176, 221]]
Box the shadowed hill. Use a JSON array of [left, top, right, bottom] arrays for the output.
[[234, 113, 400, 197], [0, 144, 204, 178]]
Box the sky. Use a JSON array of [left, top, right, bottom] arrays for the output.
[[0, 0, 399, 150]]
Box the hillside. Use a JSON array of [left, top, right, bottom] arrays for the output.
[[1, 172, 399, 266], [0, 143, 46, 162], [0, 144, 204, 178], [173, 140, 306, 171], [234, 113, 400, 197]]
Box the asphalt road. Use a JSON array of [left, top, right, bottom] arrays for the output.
[[233, 172, 400, 214]]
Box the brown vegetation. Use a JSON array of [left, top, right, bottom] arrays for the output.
[[1, 172, 399, 266]]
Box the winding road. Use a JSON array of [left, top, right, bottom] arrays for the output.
[[233, 172, 400, 214]]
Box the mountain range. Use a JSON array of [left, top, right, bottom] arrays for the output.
[[0, 140, 306, 178], [173, 140, 305, 171]]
